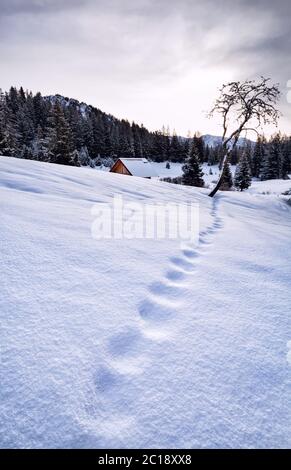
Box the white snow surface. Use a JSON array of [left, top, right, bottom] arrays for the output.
[[1, 156, 291, 449]]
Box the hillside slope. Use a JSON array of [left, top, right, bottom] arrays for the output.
[[1, 156, 291, 448]]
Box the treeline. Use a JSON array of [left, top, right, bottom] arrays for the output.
[[0, 87, 192, 166], [169, 134, 291, 192], [0, 87, 290, 180], [250, 135, 291, 180]]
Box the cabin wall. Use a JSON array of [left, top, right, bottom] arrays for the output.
[[111, 160, 131, 175]]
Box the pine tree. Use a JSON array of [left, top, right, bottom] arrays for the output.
[[118, 134, 132, 158], [205, 144, 210, 165], [242, 141, 252, 169], [17, 105, 34, 147], [46, 103, 78, 166], [91, 113, 105, 157], [165, 126, 171, 161], [182, 142, 204, 187], [0, 89, 7, 155], [220, 161, 233, 190], [94, 153, 103, 167], [0, 100, 19, 157], [69, 149, 81, 167], [281, 136, 291, 179], [20, 144, 34, 160], [32, 125, 49, 161], [78, 146, 91, 166], [169, 131, 183, 163], [151, 131, 165, 162], [230, 146, 239, 165], [69, 106, 85, 151], [192, 133, 205, 163], [252, 136, 265, 178], [260, 133, 282, 180], [82, 117, 95, 157], [132, 123, 143, 158], [234, 153, 252, 191]]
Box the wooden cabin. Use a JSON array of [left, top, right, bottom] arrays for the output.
[[110, 158, 158, 179]]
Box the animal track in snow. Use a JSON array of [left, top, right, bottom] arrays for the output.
[[94, 366, 118, 393], [165, 269, 187, 282], [169, 256, 196, 272], [90, 196, 224, 421], [182, 248, 198, 259], [148, 280, 185, 297], [138, 298, 176, 322], [107, 328, 141, 358], [138, 196, 224, 331]]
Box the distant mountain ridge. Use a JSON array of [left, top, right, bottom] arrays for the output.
[[202, 134, 254, 148]]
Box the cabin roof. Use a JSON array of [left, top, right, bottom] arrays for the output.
[[118, 158, 158, 177]]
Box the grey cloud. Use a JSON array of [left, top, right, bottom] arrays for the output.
[[0, 0, 87, 15], [0, 0, 290, 134]]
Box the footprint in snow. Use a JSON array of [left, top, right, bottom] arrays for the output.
[[94, 366, 118, 393], [148, 280, 185, 298], [104, 327, 152, 375], [198, 236, 213, 245], [165, 269, 186, 282], [182, 248, 198, 259], [169, 256, 196, 272], [138, 298, 176, 322], [213, 220, 223, 229], [107, 328, 141, 358]]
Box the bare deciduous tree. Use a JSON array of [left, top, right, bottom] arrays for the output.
[[208, 77, 281, 197]]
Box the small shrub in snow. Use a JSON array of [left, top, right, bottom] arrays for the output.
[[102, 157, 115, 168], [282, 188, 291, 196], [161, 176, 183, 185]]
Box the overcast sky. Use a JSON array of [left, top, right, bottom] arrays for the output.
[[0, 0, 290, 136]]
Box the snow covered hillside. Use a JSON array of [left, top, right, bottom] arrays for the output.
[[99, 161, 235, 187], [1, 156, 291, 449]]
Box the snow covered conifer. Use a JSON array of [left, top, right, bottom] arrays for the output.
[[182, 141, 204, 187], [169, 131, 183, 163], [260, 133, 282, 180], [94, 153, 102, 167], [230, 146, 239, 165], [78, 146, 90, 166], [192, 133, 205, 163], [281, 136, 291, 179], [31, 125, 48, 161], [234, 153, 252, 191], [252, 136, 265, 178], [46, 103, 77, 166], [69, 149, 81, 167], [220, 161, 233, 190]]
